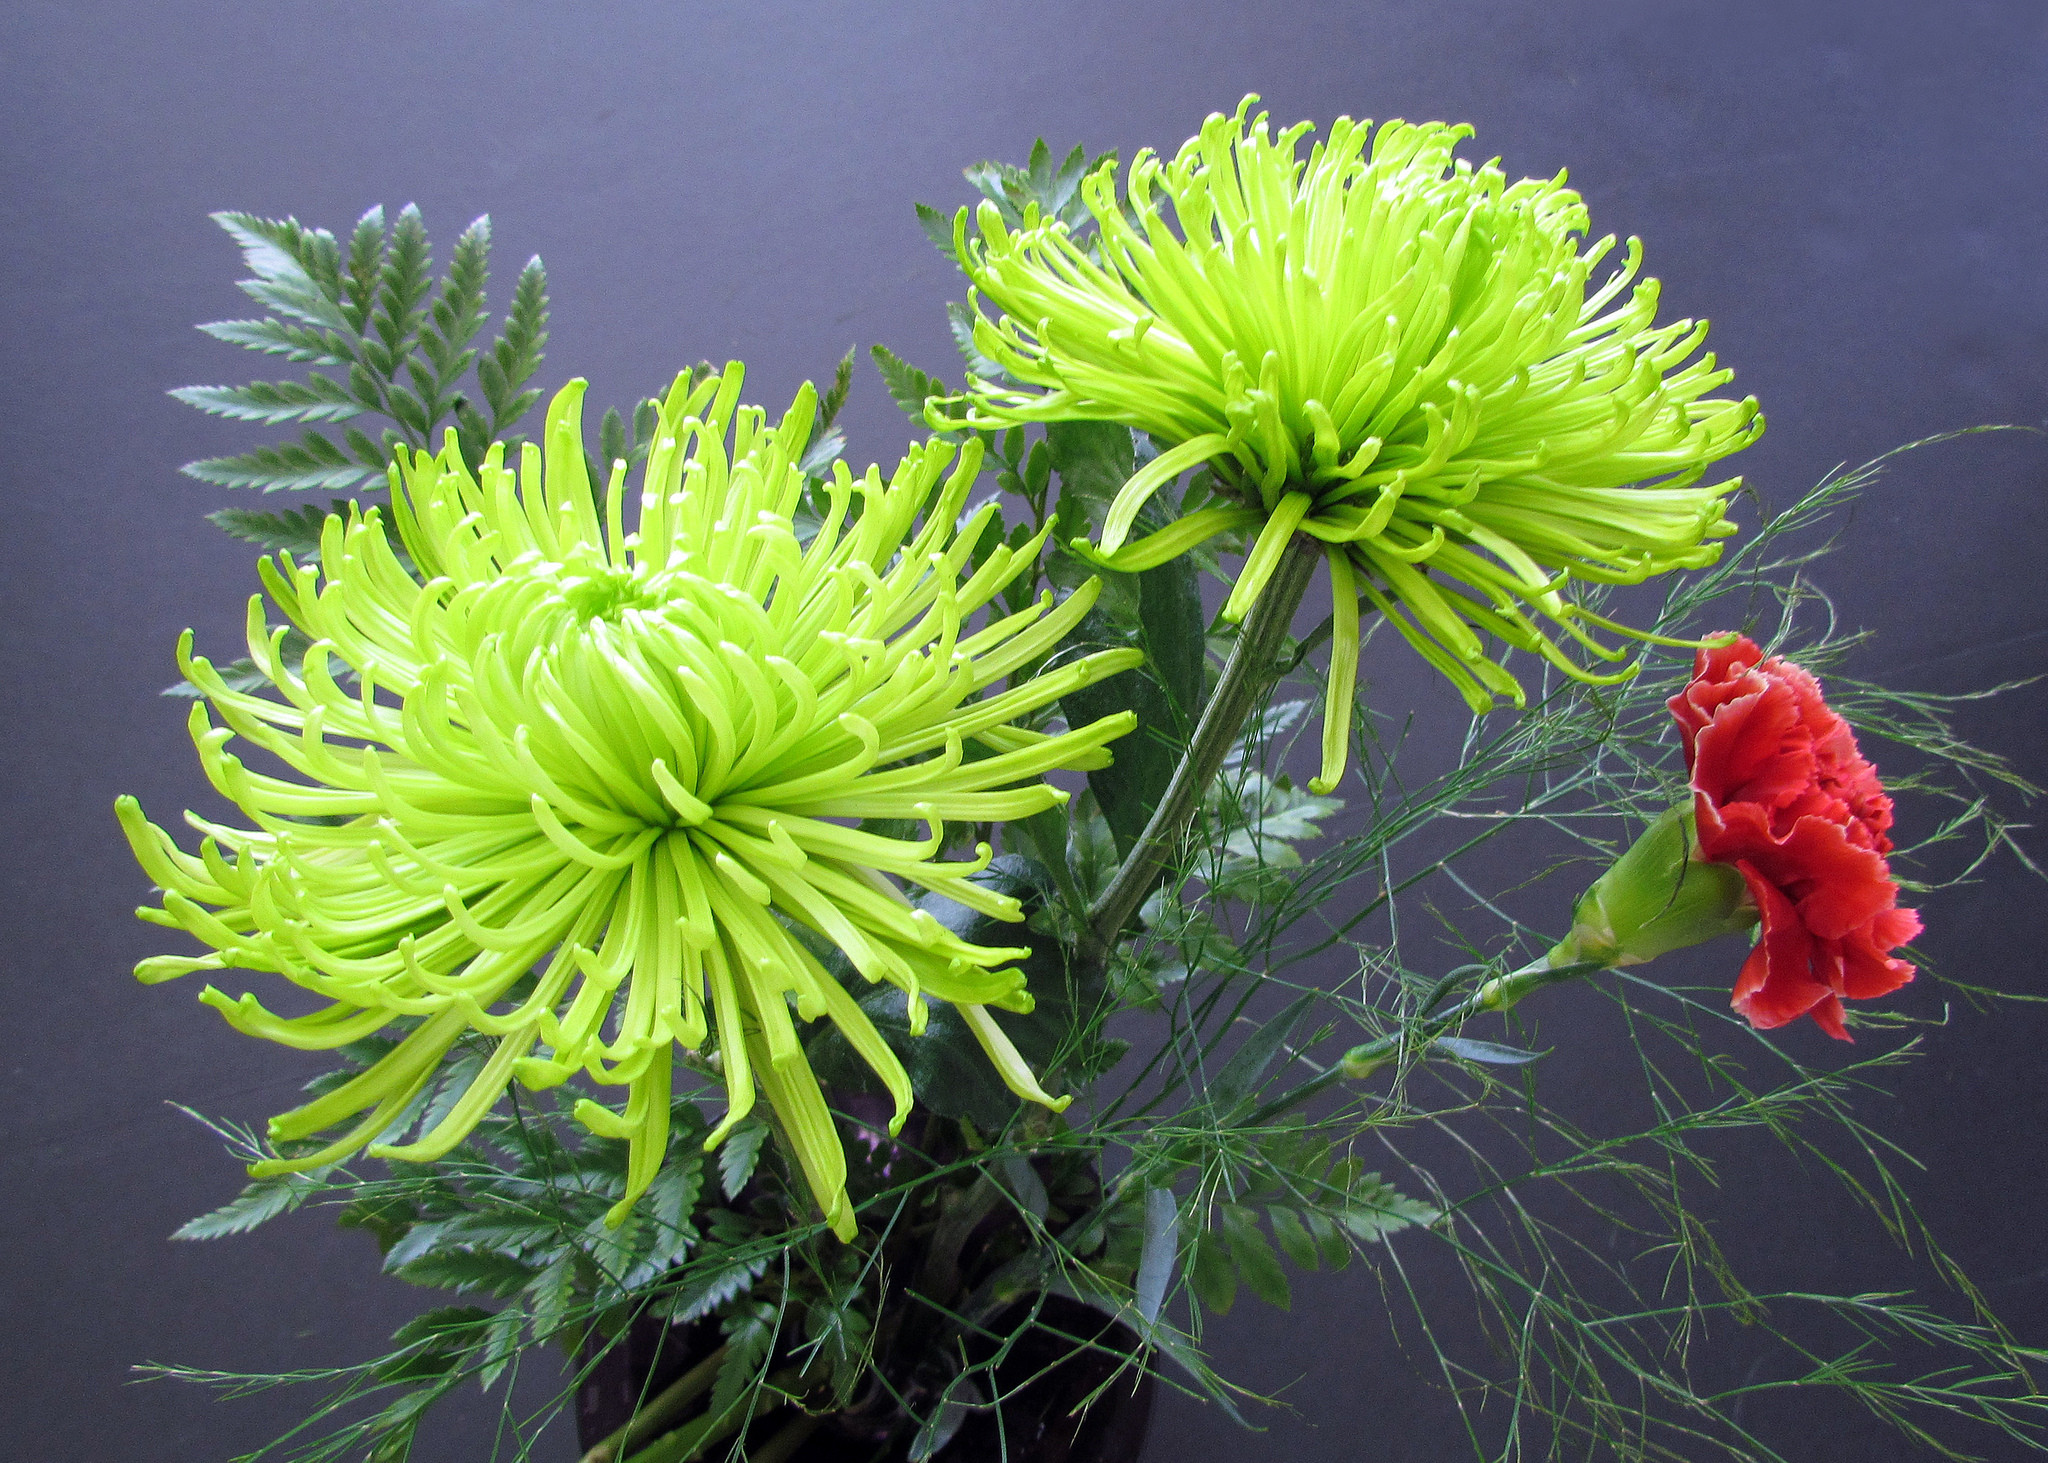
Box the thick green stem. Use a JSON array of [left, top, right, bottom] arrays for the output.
[[580, 1343, 729, 1463], [1084, 535, 1320, 958]]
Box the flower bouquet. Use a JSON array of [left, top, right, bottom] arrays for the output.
[[125, 99, 2042, 1461]]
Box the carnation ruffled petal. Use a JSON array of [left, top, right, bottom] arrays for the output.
[[1675, 635, 1918, 1040]]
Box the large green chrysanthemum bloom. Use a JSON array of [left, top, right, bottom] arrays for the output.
[[119, 367, 1140, 1238], [942, 96, 1763, 792]]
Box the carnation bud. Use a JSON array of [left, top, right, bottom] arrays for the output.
[[1552, 804, 1757, 969]]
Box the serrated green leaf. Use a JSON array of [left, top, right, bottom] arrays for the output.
[[197, 317, 347, 364], [393, 1247, 541, 1298], [171, 1169, 329, 1240], [945, 299, 1005, 380], [171, 376, 361, 425], [1267, 1205, 1320, 1271], [338, 1193, 419, 1256], [476, 1304, 525, 1391], [709, 1300, 777, 1426], [1341, 1175, 1440, 1243], [373, 204, 432, 355], [871, 344, 952, 429], [485, 256, 549, 432], [663, 1250, 767, 1323], [1220, 1203, 1290, 1310], [206, 502, 343, 560], [524, 1253, 578, 1342], [431, 217, 491, 358], [1303, 1208, 1352, 1270], [182, 430, 370, 492], [344, 205, 388, 334], [379, 1305, 491, 1384], [213, 211, 350, 333], [1189, 1227, 1237, 1314], [717, 1115, 769, 1200], [818, 345, 855, 429], [914, 200, 959, 263]]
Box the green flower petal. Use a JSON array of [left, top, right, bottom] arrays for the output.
[[944, 96, 1762, 789], [123, 364, 1134, 1236]]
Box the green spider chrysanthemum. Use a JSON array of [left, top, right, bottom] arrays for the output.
[[119, 366, 1140, 1239], [942, 96, 1764, 792]]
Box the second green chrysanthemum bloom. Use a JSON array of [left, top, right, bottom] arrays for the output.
[[120, 366, 1139, 1239], [942, 96, 1763, 791]]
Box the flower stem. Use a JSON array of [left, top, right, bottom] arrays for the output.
[[1238, 949, 1612, 1126], [1084, 535, 1321, 958], [579, 1343, 728, 1463], [1339, 950, 1611, 1079]]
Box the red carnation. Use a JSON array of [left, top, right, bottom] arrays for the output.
[[1668, 635, 1920, 1040]]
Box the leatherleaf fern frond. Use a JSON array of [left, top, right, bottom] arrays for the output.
[[118, 364, 1141, 1239]]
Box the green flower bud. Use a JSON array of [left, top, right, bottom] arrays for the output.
[[1553, 804, 1756, 969]]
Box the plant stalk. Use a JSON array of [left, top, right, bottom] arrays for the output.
[[581, 1343, 730, 1463], [1241, 950, 1613, 1125], [1084, 535, 1321, 958], [1338, 951, 1610, 1078]]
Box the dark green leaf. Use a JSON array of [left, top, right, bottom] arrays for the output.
[[709, 1300, 777, 1426], [377, 1305, 491, 1385], [485, 256, 549, 432], [1267, 1205, 1320, 1271], [171, 1169, 328, 1240], [392, 1247, 541, 1298], [373, 203, 432, 355], [1206, 991, 1318, 1113], [170, 376, 362, 425], [663, 1249, 767, 1324], [1189, 1228, 1237, 1314], [197, 317, 347, 364], [870, 344, 952, 429], [717, 1116, 770, 1200], [344, 204, 388, 333], [1220, 1204, 1290, 1310], [212, 211, 350, 333], [1341, 1176, 1441, 1243], [818, 346, 856, 429], [338, 1194, 418, 1256], [1303, 1209, 1352, 1269], [913, 200, 959, 263], [182, 430, 370, 492], [945, 300, 1005, 380], [476, 1304, 525, 1391], [207, 502, 343, 560]]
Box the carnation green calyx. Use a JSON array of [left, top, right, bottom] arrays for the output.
[[942, 96, 1762, 791], [120, 366, 1140, 1238]]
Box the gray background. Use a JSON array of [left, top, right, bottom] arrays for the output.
[[4, 2, 2046, 1460]]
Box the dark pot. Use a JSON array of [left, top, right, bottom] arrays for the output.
[[575, 1295, 1155, 1462]]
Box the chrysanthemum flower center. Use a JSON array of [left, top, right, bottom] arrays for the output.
[[558, 563, 662, 623]]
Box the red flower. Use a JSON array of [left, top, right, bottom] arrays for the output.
[[1668, 635, 1920, 1039]]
